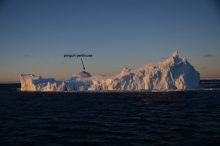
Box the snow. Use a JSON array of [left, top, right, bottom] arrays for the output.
[[20, 51, 200, 91]]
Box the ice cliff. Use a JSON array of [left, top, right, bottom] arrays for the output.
[[20, 51, 200, 91]]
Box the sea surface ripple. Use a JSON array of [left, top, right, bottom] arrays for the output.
[[0, 82, 220, 146]]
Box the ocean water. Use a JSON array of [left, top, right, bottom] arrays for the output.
[[0, 81, 220, 146]]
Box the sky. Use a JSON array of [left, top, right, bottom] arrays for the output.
[[0, 0, 220, 83]]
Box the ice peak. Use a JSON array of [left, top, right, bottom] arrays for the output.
[[172, 51, 179, 58], [159, 51, 182, 65], [182, 58, 187, 62], [121, 67, 131, 74]]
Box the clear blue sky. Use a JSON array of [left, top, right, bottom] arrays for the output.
[[0, 0, 220, 83]]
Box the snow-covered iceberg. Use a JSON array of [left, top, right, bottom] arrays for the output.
[[20, 51, 200, 91]]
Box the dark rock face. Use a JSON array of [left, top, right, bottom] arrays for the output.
[[76, 71, 91, 77]]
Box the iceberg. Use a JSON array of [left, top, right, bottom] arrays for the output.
[[20, 52, 200, 91]]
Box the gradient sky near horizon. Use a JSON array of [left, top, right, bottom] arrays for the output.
[[0, 0, 220, 83]]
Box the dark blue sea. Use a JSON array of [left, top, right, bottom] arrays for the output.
[[0, 80, 220, 146]]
